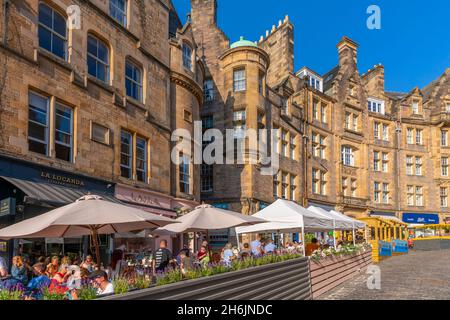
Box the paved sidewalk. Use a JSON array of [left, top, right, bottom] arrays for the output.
[[318, 249, 450, 300]]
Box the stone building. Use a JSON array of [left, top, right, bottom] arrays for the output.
[[0, 0, 203, 259], [190, 0, 450, 226]]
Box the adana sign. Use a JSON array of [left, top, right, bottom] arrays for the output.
[[402, 213, 439, 225]]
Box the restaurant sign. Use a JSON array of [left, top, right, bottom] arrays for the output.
[[40, 171, 85, 188], [402, 213, 439, 224], [0, 198, 15, 218]]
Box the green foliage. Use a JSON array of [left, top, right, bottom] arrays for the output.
[[112, 277, 130, 295], [310, 243, 371, 261], [132, 276, 151, 290], [0, 289, 23, 300], [77, 286, 97, 300]]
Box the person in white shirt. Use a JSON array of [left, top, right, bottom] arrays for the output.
[[89, 270, 114, 295], [0, 256, 8, 278]]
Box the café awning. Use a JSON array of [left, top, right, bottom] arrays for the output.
[[0, 176, 119, 205]]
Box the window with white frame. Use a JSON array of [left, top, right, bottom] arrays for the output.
[[309, 76, 322, 91], [407, 185, 423, 206], [446, 103, 450, 113], [182, 43, 193, 71], [406, 155, 413, 175], [136, 137, 147, 182], [110, 0, 127, 26], [415, 156, 422, 176], [382, 152, 389, 172], [442, 130, 448, 147], [373, 151, 380, 171], [233, 69, 246, 92], [204, 79, 214, 102], [382, 124, 389, 141], [345, 112, 358, 131], [179, 153, 191, 194], [406, 128, 414, 144], [87, 35, 110, 83], [290, 174, 297, 201], [28, 92, 49, 156], [368, 98, 385, 114], [416, 129, 423, 145], [313, 100, 319, 120], [233, 110, 246, 139], [374, 122, 380, 140], [258, 71, 265, 94], [441, 187, 448, 207], [54, 102, 73, 162], [312, 169, 326, 195], [342, 146, 355, 166], [125, 60, 143, 102], [38, 3, 67, 60], [412, 101, 419, 114], [416, 186, 423, 206], [374, 182, 381, 203], [382, 183, 389, 204], [120, 130, 133, 179], [442, 157, 449, 176], [290, 135, 296, 160], [321, 103, 327, 123], [312, 133, 326, 159], [320, 171, 327, 195]]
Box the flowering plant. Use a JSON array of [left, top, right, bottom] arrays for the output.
[[310, 243, 371, 262]]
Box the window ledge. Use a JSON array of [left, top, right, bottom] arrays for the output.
[[37, 48, 72, 72], [125, 96, 146, 112], [87, 75, 115, 94]]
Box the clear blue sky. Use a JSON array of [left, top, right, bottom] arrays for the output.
[[172, 0, 450, 93]]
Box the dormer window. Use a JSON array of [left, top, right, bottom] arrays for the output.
[[412, 101, 420, 115], [309, 76, 322, 91], [368, 98, 385, 115]]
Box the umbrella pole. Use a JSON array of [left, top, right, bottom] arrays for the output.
[[91, 227, 102, 268]]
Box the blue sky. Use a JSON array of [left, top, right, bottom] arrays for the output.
[[172, 0, 450, 93]]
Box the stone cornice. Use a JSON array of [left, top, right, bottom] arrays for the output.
[[170, 71, 203, 105]]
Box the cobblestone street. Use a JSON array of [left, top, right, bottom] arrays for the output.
[[319, 249, 450, 300]]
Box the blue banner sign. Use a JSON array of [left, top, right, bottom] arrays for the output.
[[402, 213, 439, 224]]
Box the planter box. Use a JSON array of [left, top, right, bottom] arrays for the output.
[[99, 257, 312, 300], [309, 251, 372, 299]]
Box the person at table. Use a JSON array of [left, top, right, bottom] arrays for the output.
[[26, 263, 51, 299], [80, 255, 95, 273], [197, 246, 210, 266], [11, 256, 28, 285], [305, 238, 320, 256], [222, 243, 235, 266], [250, 235, 263, 257], [264, 239, 276, 254], [45, 256, 59, 278], [239, 243, 251, 259], [179, 250, 193, 277], [152, 240, 173, 274], [90, 270, 114, 295]]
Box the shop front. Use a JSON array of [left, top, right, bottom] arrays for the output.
[[0, 154, 116, 266], [114, 184, 198, 257]]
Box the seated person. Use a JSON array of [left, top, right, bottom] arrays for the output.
[[26, 263, 51, 299]]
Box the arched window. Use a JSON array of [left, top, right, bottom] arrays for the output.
[[182, 43, 193, 70], [125, 59, 143, 102], [87, 35, 110, 83], [38, 3, 67, 60], [341, 146, 355, 166]]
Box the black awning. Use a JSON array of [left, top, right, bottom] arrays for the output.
[[0, 176, 119, 205]]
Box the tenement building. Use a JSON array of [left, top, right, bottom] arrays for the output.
[[190, 0, 450, 227], [0, 0, 203, 259]]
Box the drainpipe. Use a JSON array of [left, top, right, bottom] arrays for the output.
[[395, 115, 402, 218]]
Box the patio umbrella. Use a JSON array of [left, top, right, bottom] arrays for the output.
[[0, 195, 178, 265], [154, 204, 266, 259]]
